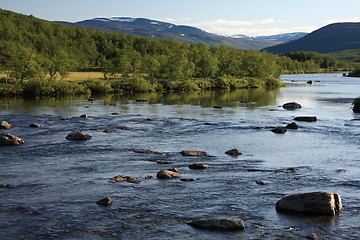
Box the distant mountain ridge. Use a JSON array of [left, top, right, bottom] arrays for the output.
[[263, 22, 360, 54], [231, 32, 308, 42], [70, 17, 281, 50]]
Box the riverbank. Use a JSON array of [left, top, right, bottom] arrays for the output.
[[0, 73, 284, 97]]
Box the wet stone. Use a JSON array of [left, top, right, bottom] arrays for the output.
[[180, 178, 199, 181], [66, 131, 92, 140], [255, 180, 268, 185], [0, 133, 25, 146], [80, 114, 88, 118], [0, 121, 15, 129], [96, 197, 112, 206], [133, 149, 152, 153], [119, 126, 132, 130], [180, 150, 207, 156], [188, 218, 245, 231], [127, 179, 141, 184], [282, 102, 302, 110], [0, 184, 10, 188], [167, 168, 179, 172], [108, 175, 134, 183], [145, 175, 153, 179], [156, 160, 172, 164], [294, 116, 317, 122], [103, 129, 113, 133], [271, 127, 287, 134], [225, 148, 242, 156], [29, 123, 42, 128], [188, 163, 209, 170], [286, 122, 298, 129], [156, 170, 180, 179]]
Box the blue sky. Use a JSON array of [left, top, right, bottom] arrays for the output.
[[2, 0, 360, 36]]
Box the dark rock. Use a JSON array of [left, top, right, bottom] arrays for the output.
[[66, 131, 92, 140], [133, 149, 152, 153], [108, 175, 133, 183], [0, 133, 25, 146], [271, 127, 287, 134], [146, 117, 153, 121], [282, 102, 302, 110], [276, 192, 343, 215], [0, 184, 10, 188], [0, 121, 15, 129], [156, 160, 172, 164], [80, 114, 88, 118], [286, 122, 298, 129], [103, 129, 113, 133], [180, 150, 207, 156], [225, 149, 242, 156], [145, 175, 153, 179], [213, 106, 223, 109], [156, 170, 180, 179], [96, 197, 112, 206], [119, 126, 132, 130], [127, 179, 141, 184], [353, 101, 360, 113], [307, 80, 315, 84], [294, 116, 317, 122], [188, 219, 245, 231], [180, 178, 199, 181], [255, 180, 268, 185], [29, 123, 42, 128], [188, 163, 210, 170], [88, 98, 95, 102], [111, 112, 120, 115], [286, 167, 298, 172], [342, 73, 347, 77]]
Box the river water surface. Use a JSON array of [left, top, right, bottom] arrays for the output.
[[0, 73, 359, 239]]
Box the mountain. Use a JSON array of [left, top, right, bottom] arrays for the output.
[[232, 32, 308, 42], [70, 17, 280, 50], [263, 22, 360, 54]]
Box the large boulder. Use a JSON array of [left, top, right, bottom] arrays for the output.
[[156, 169, 180, 179], [0, 121, 15, 129], [294, 116, 317, 122], [180, 150, 207, 156], [187, 219, 245, 231], [66, 131, 92, 140], [282, 102, 302, 110], [276, 192, 343, 216], [0, 133, 25, 146]]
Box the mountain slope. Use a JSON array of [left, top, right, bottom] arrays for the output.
[[263, 22, 360, 54], [72, 17, 280, 50]]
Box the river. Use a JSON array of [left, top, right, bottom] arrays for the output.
[[0, 73, 359, 239]]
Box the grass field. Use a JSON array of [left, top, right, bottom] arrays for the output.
[[0, 72, 104, 81]]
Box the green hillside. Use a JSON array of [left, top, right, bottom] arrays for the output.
[[263, 22, 360, 54]]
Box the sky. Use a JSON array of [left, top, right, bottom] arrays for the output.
[[1, 0, 360, 36]]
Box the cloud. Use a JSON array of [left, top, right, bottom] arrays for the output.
[[324, 17, 360, 24], [192, 18, 282, 27]]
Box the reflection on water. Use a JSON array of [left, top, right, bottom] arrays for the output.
[[0, 73, 360, 240]]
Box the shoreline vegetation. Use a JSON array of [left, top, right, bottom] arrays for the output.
[[0, 9, 359, 97]]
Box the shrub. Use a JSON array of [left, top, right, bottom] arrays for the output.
[[85, 80, 113, 94]]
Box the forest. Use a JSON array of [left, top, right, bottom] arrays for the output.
[[0, 9, 358, 96]]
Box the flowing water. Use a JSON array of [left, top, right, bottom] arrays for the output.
[[0, 73, 359, 239]]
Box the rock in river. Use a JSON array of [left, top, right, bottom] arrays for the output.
[[0, 133, 25, 146], [276, 192, 343, 215], [188, 218, 245, 231], [66, 131, 92, 140], [282, 102, 302, 110], [29, 123, 42, 128], [156, 169, 180, 179], [96, 197, 112, 206], [0, 121, 15, 129], [180, 150, 207, 156], [271, 127, 287, 134], [294, 116, 317, 122], [225, 148, 242, 156], [188, 163, 210, 170], [286, 122, 299, 129]]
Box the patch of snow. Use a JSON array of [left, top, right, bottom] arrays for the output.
[[168, 25, 174, 29], [180, 34, 185, 37], [110, 17, 135, 23], [150, 21, 161, 25], [94, 18, 110, 22]]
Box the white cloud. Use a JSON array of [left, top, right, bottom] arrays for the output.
[[324, 17, 360, 24]]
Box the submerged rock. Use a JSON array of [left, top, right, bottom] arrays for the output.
[[103, 129, 113, 133], [180, 150, 207, 156], [271, 127, 287, 134], [96, 197, 112, 206], [156, 169, 180, 179], [276, 192, 343, 215], [307, 80, 315, 84], [188, 219, 245, 231], [133, 149, 152, 153], [108, 175, 133, 183], [282, 102, 302, 110], [29, 123, 42, 128], [0, 184, 10, 188], [225, 149, 242, 156], [286, 122, 299, 129], [255, 180, 268, 185], [294, 116, 317, 122], [66, 131, 92, 140], [188, 163, 210, 170], [180, 178, 199, 181], [0, 121, 15, 129], [0, 133, 25, 146]]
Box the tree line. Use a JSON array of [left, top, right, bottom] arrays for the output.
[[0, 9, 358, 95]]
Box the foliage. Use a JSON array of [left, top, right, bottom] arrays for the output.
[[0, 9, 358, 97], [347, 69, 360, 77]]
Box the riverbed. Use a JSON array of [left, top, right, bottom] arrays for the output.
[[0, 73, 359, 239]]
